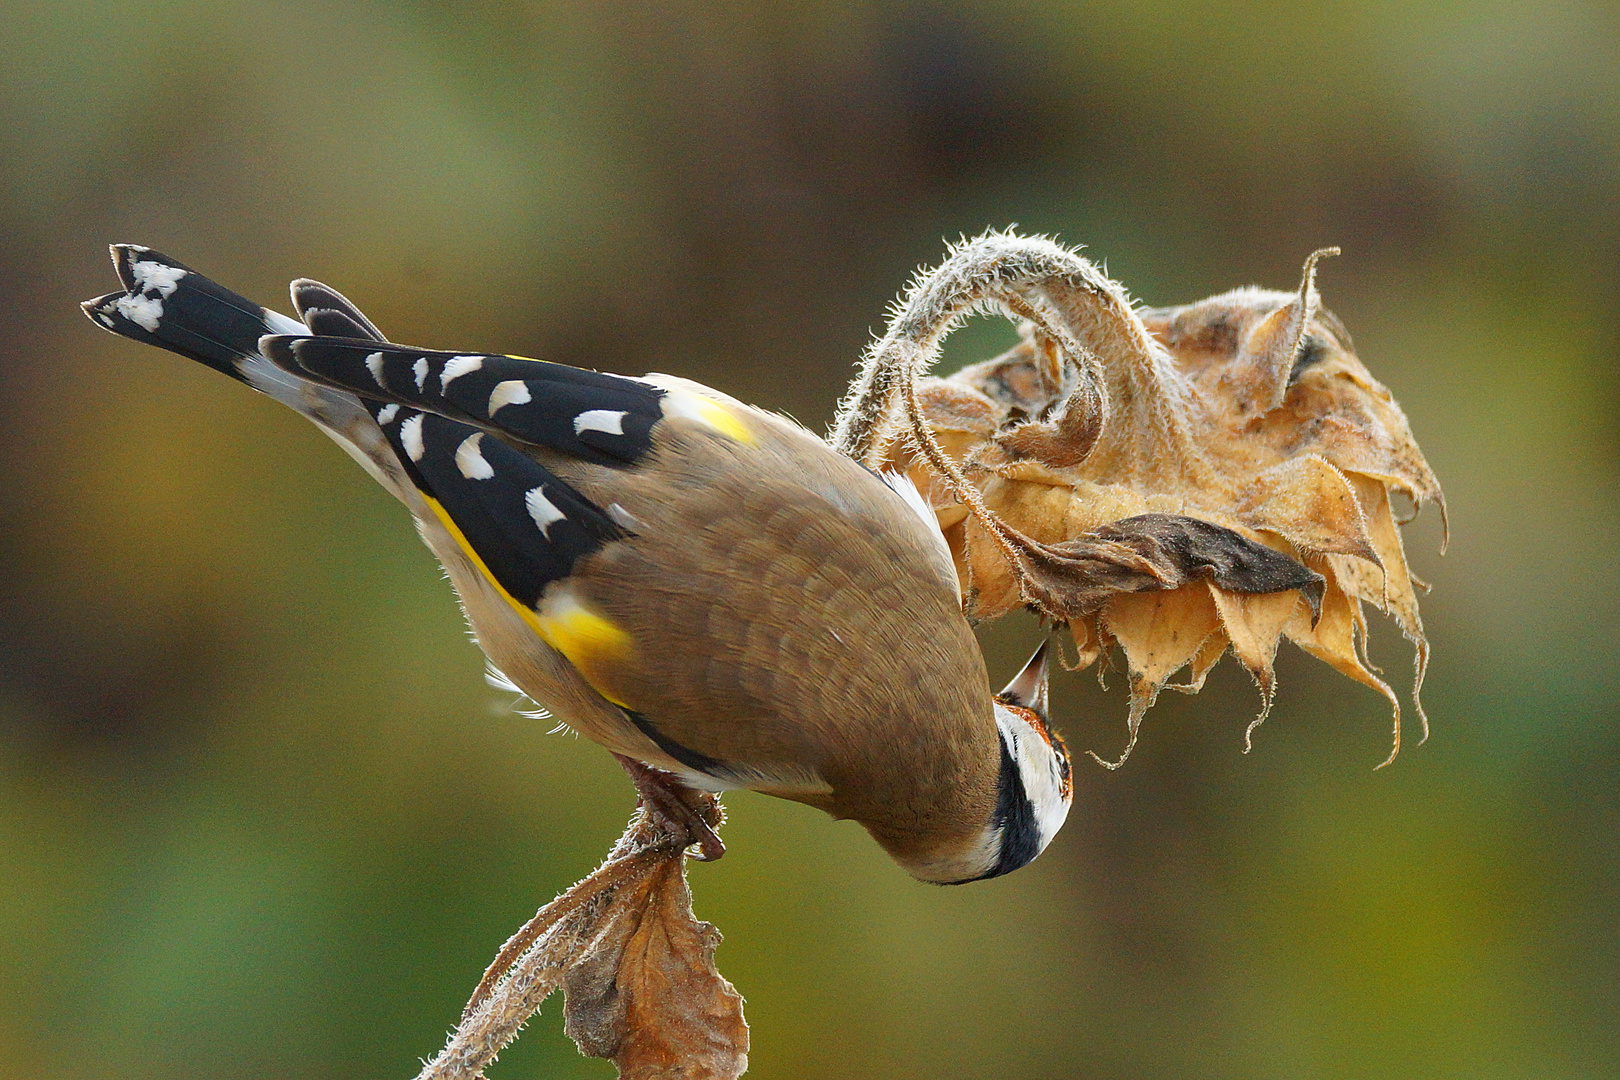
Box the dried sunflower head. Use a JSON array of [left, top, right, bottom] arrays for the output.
[[835, 233, 1442, 768]]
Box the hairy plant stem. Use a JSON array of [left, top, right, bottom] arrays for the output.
[[414, 809, 692, 1080]]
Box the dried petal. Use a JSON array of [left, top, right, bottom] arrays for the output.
[[1166, 630, 1229, 694], [1093, 586, 1222, 764], [1208, 583, 1307, 750], [1285, 556, 1408, 766], [1065, 614, 1108, 672], [1229, 247, 1338, 412], [995, 371, 1106, 467], [1101, 586, 1223, 689], [1237, 455, 1380, 562], [1285, 558, 1398, 705]]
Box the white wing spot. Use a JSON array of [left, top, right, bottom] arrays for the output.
[[574, 409, 628, 436], [95, 312, 114, 328], [455, 433, 495, 480], [131, 260, 186, 298], [365, 352, 387, 388], [413, 357, 429, 392], [401, 414, 426, 462], [488, 380, 531, 415], [525, 486, 567, 538], [440, 354, 484, 389], [375, 403, 400, 425], [115, 293, 164, 332]]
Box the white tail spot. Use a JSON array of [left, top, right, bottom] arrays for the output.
[[375, 403, 400, 425], [413, 357, 429, 392], [130, 259, 187, 298], [366, 352, 387, 388], [115, 293, 164, 332]]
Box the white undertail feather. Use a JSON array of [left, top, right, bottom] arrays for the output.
[[485, 663, 555, 724]]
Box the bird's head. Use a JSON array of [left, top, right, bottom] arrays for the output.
[[981, 639, 1073, 879], [898, 641, 1072, 885]]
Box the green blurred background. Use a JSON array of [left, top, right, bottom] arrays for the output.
[[2, 1, 1616, 1077]]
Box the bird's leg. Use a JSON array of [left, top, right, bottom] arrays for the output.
[[613, 754, 726, 862]]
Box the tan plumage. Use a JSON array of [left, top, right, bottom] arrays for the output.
[[83, 245, 1073, 883], [529, 404, 1003, 865]]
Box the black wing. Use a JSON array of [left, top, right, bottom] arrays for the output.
[[261, 338, 666, 468]]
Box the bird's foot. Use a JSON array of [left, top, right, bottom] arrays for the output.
[[613, 755, 727, 862]]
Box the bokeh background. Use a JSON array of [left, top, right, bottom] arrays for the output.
[[2, 2, 1617, 1077]]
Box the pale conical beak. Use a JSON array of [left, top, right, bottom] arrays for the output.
[[998, 640, 1051, 719]]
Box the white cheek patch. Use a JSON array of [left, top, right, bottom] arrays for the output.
[[994, 704, 1072, 856], [574, 409, 627, 436]]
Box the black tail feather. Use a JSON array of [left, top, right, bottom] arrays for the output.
[[291, 279, 386, 341], [82, 244, 301, 384]]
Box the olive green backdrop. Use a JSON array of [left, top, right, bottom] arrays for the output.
[[2, 2, 1615, 1077]]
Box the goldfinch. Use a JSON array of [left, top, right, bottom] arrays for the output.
[[83, 245, 1072, 884]]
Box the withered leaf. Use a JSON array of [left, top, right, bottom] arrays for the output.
[[420, 796, 747, 1080], [563, 856, 749, 1080], [1092, 515, 1325, 619], [1003, 513, 1323, 624]]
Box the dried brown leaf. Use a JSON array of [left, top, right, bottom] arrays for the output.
[[419, 796, 747, 1080], [564, 858, 749, 1080]]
